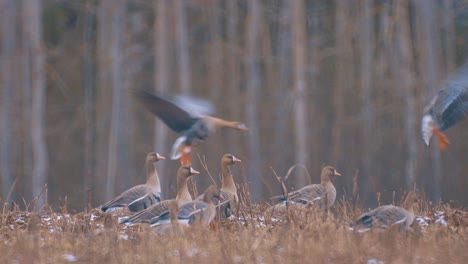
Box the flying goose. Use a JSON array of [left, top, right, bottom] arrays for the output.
[[351, 191, 419, 232], [270, 166, 341, 212], [422, 63, 468, 150], [121, 166, 198, 225], [151, 185, 222, 228], [196, 154, 241, 217], [133, 90, 248, 165], [100, 152, 165, 212]]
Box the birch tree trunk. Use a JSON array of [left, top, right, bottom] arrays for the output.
[[246, 0, 262, 201], [175, 0, 191, 94], [290, 0, 309, 188], [393, 1, 418, 188], [1, 0, 16, 204], [105, 0, 127, 199], [154, 0, 170, 198], [24, 0, 48, 208]]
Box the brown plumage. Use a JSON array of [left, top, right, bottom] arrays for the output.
[[121, 166, 199, 225], [152, 200, 182, 234], [151, 185, 222, 227], [100, 152, 165, 213], [133, 90, 248, 165], [196, 154, 241, 217], [352, 191, 419, 232], [422, 63, 468, 150], [270, 166, 341, 212]]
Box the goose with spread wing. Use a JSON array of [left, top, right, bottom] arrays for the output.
[[422, 63, 468, 150], [133, 90, 248, 165], [100, 152, 165, 213]]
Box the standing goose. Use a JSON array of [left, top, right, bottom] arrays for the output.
[[270, 166, 341, 211], [100, 152, 165, 213], [151, 185, 222, 228], [121, 166, 198, 225], [422, 63, 468, 150], [196, 154, 241, 217], [133, 90, 248, 165], [351, 191, 419, 232]]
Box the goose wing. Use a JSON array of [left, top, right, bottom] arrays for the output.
[[425, 64, 468, 131], [101, 185, 160, 212], [133, 90, 200, 133]]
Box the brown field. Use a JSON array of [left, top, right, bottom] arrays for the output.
[[1, 192, 467, 264]]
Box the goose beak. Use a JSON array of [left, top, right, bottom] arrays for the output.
[[232, 156, 241, 163], [334, 170, 342, 177], [156, 153, 166, 160], [190, 167, 200, 175]]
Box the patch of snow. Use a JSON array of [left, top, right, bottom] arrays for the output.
[[15, 217, 26, 224], [62, 254, 77, 262], [119, 234, 129, 240], [90, 214, 98, 221], [367, 258, 384, 264], [434, 211, 448, 227], [9, 225, 15, 230]]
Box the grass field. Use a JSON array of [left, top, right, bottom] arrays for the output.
[[1, 192, 467, 264]]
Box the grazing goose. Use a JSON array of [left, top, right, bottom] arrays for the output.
[[121, 166, 198, 225], [270, 166, 341, 212], [351, 191, 419, 232], [422, 63, 468, 150], [151, 185, 222, 228], [100, 152, 165, 213], [196, 154, 241, 217], [133, 90, 248, 165]]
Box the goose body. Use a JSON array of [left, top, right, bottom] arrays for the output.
[[352, 191, 419, 232], [270, 166, 341, 212], [121, 166, 198, 225], [151, 185, 221, 227], [196, 154, 241, 217], [134, 90, 248, 165], [101, 153, 165, 212], [422, 63, 468, 149]]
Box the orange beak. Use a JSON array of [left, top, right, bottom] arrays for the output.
[[434, 128, 449, 150]]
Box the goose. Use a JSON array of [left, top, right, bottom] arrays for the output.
[[151, 200, 182, 234], [270, 166, 341, 212], [100, 152, 165, 213], [120, 166, 198, 225], [196, 154, 241, 217], [351, 191, 419, 232], [422, 63, 468, 150], [133, 89, 248, 165], [151, 185, 222, 228]]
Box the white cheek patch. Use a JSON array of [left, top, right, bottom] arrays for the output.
[[421, 114, 434, 145]]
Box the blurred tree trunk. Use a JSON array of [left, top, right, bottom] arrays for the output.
[[82, 1, 96, 209], [96, 0, 113, 202], [332, 1, 353, 164], [246, 0, 262, 201], [0, 0, 16, 204], [358, 0, 375, 194], [273, 0, 292, 173], [393, 1, 417, 188], [105, 0, 127, 200], [208, 1, 222, 102], [441, 0, 455, 71], [23, 0, 48, 208], [290, 0, 309, 188], [414, 0, 441, 201], [154, 0, 170, 198], [174, 0, 191, 94], [226, 0, 241, 154]]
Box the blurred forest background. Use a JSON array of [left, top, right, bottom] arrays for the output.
[[0, 0, 467, 211]]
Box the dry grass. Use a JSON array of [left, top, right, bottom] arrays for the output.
[[0, 190, 467, 264]]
